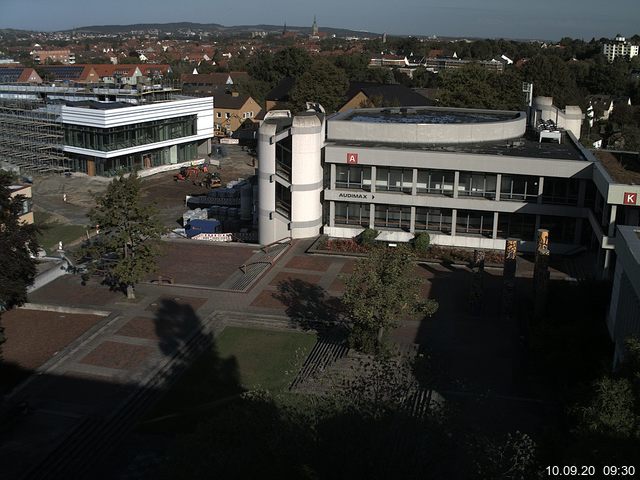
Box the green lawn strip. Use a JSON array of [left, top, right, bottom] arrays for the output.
[[216, 327, 317, 391], [140, 327, 317, 433], [34, 211, 87, 253]]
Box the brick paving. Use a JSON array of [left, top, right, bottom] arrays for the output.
[[28, 276, 125, 306], [145, 295, 208, 313], [2, 235, 557, 479], [115, 317, 162, 340], [2, 310, 104, 373], [285, 255, 332, 272], [268, 271, 323, 287], [78, 341, 155, 371], [152, 242, 256, 287]]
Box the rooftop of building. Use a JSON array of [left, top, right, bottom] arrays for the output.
[[593, 149, 640, 185], [342, 107, 518, 125], [327, 129, 587, 161]]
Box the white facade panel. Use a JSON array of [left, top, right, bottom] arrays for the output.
[[60, 97, 214, 129]]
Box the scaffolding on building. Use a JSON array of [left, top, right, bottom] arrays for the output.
[[0, 99, 70, 175]]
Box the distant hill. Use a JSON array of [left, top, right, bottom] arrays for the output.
[[66, 21, 381, 38]]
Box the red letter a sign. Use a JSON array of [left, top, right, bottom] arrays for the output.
[[347, 153, 358, 164]]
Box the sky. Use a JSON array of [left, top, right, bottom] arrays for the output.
[[2, 0, 639, 41]]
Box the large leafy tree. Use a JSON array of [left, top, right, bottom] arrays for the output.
[[0, 171, 39, 356], [342, 245, 438, 353], [81, 172, 165, 299], [289, 59, 349, 113], [439, 64, 523, 110]]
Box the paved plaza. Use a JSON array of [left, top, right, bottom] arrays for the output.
[[0, 237, 571, 479]]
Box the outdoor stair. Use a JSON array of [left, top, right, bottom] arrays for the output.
[[223, 240, 290, 291], [289, 336, 349, 391]]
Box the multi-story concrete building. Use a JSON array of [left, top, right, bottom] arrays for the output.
[[258, 99, 640, 277], [603, 34, 639, 62]]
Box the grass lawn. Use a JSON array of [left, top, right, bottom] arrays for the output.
[[34, 211, 87, 253], [216, 327, 317, 391], [140, 326, 317, 433]]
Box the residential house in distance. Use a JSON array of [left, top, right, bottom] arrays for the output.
[[31, 49, 75, 65], [37, 65, 100, 84], [214, 91, 261, 136], [265, 77, 296, 111], [339, 83, 435, 111], [603, 34, 639, 62], [180, 72, 247, 97], [586, 94, 632, 122], [91, 65, 143, 85], [9, 184, 33, 224], [0, 67, 42, 84]]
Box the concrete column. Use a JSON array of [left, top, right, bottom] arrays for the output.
[[410, 206, 416, 233], [537, 176, 544, 204], [412, 168, 418, 196], [535, 214, 541, 231], [369, 203, 375, 228], [495, 173, 501, 201], [608, 204, 617, 237], [492, 212, 499, 239], [451, 209, 457, 236], [330, 163, 336, 190], [604, 250, 612, 278], [329, 201, 335, 227], [370, 166, 376, 193], [453, 171, 460, 199], [578, 179, 586, 207]]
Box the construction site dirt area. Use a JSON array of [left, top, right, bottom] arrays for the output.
[[140, 145, 257, 228], [30, 144, 257, 230], [152, 240, 257, 287]]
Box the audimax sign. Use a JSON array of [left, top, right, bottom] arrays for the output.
[[338, 193, 375, 199]]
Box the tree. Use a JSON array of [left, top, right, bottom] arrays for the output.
[[0, 172, 40, 356], [522, 55, 581, 107], [289, 59, 349, 113], [81, 172, 165, 299], [273, 47, 312, 79], [342, 245, 438, 353], [439, 64, 523, 110]]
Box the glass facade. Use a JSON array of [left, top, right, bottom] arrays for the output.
[[416, 169, 455, 196], [64, 115, 197, 152], [335, 202, 370, 226], [497, 214, 536, 241], [456, 210, 494, 237], [540, 215, 577, 243], [335, 165, 372, 190], [415, 207, 452, 233], [500, 175, 539, 202], [66, 141, 201, 176], [458, 172, 497, 199], [376, 167, 413, 193], [275, 182, 291, 217], [542, 178, 580, 205], [275, 137, 292, 182], [374, 204, 411, 230]]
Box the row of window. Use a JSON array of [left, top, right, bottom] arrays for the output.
[[215, 111, 254, 119], [334, 165, 580, 205], [64, 115, 197, 152], [333, 202, 578, 242]]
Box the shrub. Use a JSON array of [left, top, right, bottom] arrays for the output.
[[413, 232, 431, 255], [357, 228, 379, 246]]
